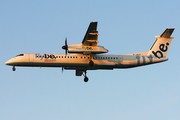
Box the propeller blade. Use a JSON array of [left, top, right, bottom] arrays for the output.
[[65, 37, 67, 55], [65, 37, 67, 46], [62, 37, 68, 55], [62, 67, 64, 73], [65, 49, 67, 55]]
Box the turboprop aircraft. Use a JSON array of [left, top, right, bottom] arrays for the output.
[[5, 21, 174, 82]]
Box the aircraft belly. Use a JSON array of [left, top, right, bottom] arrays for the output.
[[13, 61, 116, 69]]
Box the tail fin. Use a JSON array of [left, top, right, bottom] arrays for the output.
[[147, 28, 174, 58]]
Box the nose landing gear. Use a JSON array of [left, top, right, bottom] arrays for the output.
[[12, 66, 16, 71]]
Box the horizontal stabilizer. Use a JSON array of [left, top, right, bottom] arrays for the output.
[[160, 28, 174, 38]]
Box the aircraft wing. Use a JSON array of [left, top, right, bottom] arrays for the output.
[[82, 22, 98, 46]]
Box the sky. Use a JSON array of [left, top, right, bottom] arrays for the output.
[[1, 0, 180, 120]]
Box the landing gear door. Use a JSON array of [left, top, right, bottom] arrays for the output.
[[29, 54, 34, 62], [118, 55, 123, 64], [76, 69, 83, 76]]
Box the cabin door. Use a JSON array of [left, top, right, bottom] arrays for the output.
[[29, 54, 34, 62], [118, 55, 123, 64]]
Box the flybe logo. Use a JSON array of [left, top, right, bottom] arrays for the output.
[[35, 53, 56, 60], [82, 46, 93, 50], [152, 43, 169, 59]]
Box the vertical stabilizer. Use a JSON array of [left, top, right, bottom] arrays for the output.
[[148, 28, 174, 59]]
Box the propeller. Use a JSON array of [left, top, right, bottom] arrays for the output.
[[62, 37, 68, 55], [62, 67, 64, 73]]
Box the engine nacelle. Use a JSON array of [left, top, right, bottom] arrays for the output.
[[67, 44, 108, 54]]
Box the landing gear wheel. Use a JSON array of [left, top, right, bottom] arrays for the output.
[[84, 77, 89, 82], [89, 60, 94, 66], [12, 66, 16, 71], [83, 70, 89, 82]]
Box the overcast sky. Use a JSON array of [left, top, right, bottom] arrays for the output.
[[1, 0, 180, 120]]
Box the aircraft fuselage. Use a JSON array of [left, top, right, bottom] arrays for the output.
[[5, 53, 168, 70]]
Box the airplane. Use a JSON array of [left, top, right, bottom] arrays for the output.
[[5, 21, 175, 82]]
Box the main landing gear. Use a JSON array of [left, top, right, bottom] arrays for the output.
[[12, 66, 16, 71], [83, 71, 89, 82], [76, 69, 89, 82]]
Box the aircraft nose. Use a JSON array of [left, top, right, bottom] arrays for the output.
[[5, 59, 14, 65]]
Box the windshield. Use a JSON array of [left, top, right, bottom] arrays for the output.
[[16, 54, 24, 57]]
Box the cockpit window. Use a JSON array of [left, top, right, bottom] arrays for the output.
[[16, 54, 24, 57]]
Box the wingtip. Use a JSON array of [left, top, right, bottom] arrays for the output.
[[91, 21, 98, 23], [167, 28, 175, 30]]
